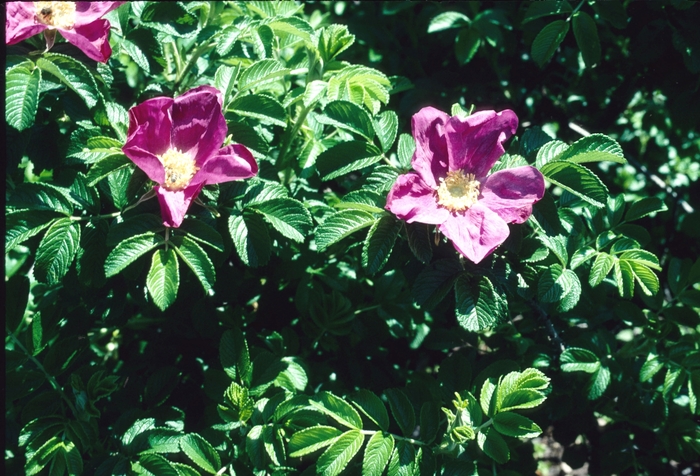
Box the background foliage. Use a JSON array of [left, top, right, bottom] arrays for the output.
[[5, 1, 699, 475]]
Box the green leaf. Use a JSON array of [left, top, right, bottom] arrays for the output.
[[137, 454, 179, 476], [558, 269, 581, 312], [6, 61, 41, 131], [413, 259, 463, 309], [384, 388, 416, 438], [318, 24, 355, 61], [174, 236, 215, 293], [374, 110, 398, 153], [589, 252, 614, 286], [76, 220, 109, 288], [310, 392, 363, 430], [523, 1, 573, 23], [640, 357, 664, 382], [362, 215, 401, 275], [238, 59, 291, 94], [8, 182, 74, 215], [428, 11, 470, 33], [317, 101, 376, 140], [455, 275, 506, 332], [625, 196, 668, 222], [146, 249, 180, 311], [230, 94, 286, 127], [179, 219, 225, 252], [251, 198, 313, 243], [219, 328, 251, 383], [105, 232, 163, 277], [540, 161, 608, 207], [315, 209, 376, 252], [535, 140, 568, 168], [396, 133, 415, 170], [34, 218, 81, 285], [180, 433, 221, 474], [498, 389, 547, 412], [614, 259, 635, 298], [317, 430, 364, 476], [519, 126, 555, 157], [531, 20, 570, 68], [245, 425, 266, 469], [288, 426, 342, 457], [588, 366, 611, 400], [25, 436, 62, 476], [455, 27, 481, 65], [214, 64, 239, 107], [86, 154, 132, 186], [36, 53, 101, 108], [619, 249, 661, 269], [140, 1, 199, 37], [6, 210, 60, 252], [362, 432, 394, 476], [228, 212, 271, 267], [350, 389, 390, 431], [386, 439, 415, 476], [419, 402, 440, 445], [627, 261, 660, 296], [120, 38, 150, 73], [572, 11, 601, 67], [316, 141, 384, 181], [554, 134, 625, 164], [560, 347, 600, 373], [492, 412, 542, 438], [477, 427, 509, 464], [406, 223, 433, 264]]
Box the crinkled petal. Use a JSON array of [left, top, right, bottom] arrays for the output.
[[386, 172, 450, 225], [439, 203, 510, 264], [191, 144, 258, 187], [122, 96, 174, 183], [6, 2, 47, 45], [480, 166, 545, 224], [155, 184, 203, 228], [445, 109, 518, 179], [410, 106, 450, 188], [60, 19, 111, 63], [171, 86, 227, 165], [73, 2, 124, 26]]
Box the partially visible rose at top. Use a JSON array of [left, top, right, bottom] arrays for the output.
[[6, 2, 124, 63]]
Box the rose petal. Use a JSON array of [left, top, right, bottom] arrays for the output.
[[155, 184, 203, 228], [191, 144, 258, 187], [123, 96, 174, 183], [410, 106, 450, 188], [439, 202, 510, 264], [480, 166, 545, 224], [171, 86, 227, 165], [73, 2, 124, 26], [6, 2, 47, 45], [386, 172, 450, 225], [61, 18, 112, 63], [445, 109, 518, 179]]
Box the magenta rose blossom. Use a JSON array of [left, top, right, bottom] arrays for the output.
[[5, 1, 124, 63], [386, 107, 545, 264], [122, 85, 258, 228]]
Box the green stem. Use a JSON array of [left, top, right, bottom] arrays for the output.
[[174, 41, 217, 93], [568, 0, 587, 21], [6, 329, 79, 418], [278, 103, 315, 185], [359, 430, 427, 446]]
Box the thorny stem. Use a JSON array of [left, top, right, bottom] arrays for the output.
[[529, 299, 566, 355], [279, 103, 315, 185], [6, 328, 80, 419]]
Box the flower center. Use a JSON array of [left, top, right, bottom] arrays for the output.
[[34, 2, 76, 29], [158, 149, 199, 191], [436, 170, 481, 212]]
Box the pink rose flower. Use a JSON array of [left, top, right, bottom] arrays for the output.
[[122, 86, 258, 228], [5, 1, 124, 63], [386, 107, 545, 264]]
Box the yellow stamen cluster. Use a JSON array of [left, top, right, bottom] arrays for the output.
[[34, 2, 76, 30], [436, 170, 481, 212], [159, 149, 199, 191]]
